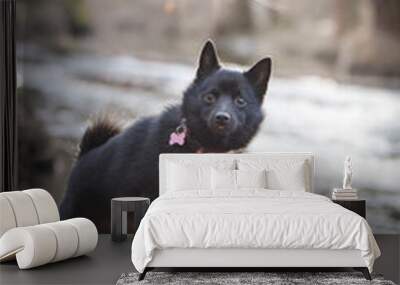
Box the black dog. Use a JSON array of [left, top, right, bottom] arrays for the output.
[[60, 41, 272, 232]]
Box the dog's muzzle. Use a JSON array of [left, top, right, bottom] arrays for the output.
[[209, 111, 236, 135]]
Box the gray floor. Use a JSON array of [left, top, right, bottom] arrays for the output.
[[0, 235, 134, 285], [0, 234, 399, 285]]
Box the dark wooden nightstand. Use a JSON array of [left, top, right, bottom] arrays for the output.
[[111, 197, 150, 242], [332, 199, 366, 218]]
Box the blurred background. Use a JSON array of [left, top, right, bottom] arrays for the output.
[[16, 0, 400, 233]]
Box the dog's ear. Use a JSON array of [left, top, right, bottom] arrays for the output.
[[196, 40, 220, 79], [244, 58, 272, 99]]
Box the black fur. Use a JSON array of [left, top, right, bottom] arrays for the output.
[[60, 40, 272, 232], [78, 116, 121, 158]]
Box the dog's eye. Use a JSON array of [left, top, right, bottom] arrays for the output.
[[203, 93, 216, 104], [234, 97, 247, 107]]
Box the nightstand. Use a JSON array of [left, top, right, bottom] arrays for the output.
[[332, 199, 366, 218], [111, 197, 150, 242]]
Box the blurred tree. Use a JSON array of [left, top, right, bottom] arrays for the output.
[[64, 0, 91, 36], [336, 0, 400, 77], [372, 0, 400, 38]]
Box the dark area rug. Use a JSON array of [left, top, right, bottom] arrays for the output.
[[116, 272, 396, 285]]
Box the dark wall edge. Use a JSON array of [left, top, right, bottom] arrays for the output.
[[0, 0, 17, 192]]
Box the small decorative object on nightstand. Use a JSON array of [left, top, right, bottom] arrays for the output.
[[332, 156, 359, 200], [342, 156, 353, 190], [111, 197, 150, 242], [332, 199, 366, 218]]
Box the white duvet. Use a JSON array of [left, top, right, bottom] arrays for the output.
[[131, 190, 380, 273]]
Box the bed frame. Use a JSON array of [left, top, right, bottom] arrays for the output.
[[139, 153, 371, 280], [142, 248, 370, 280]]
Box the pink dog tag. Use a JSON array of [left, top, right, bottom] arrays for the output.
[[169, 118, 188, 146], [169, 131, 186, 146]]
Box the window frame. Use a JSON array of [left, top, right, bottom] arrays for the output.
[[0, 0, 17, 192]]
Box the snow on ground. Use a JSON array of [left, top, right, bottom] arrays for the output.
[[21, 52, 400, 232]]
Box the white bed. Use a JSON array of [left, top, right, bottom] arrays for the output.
[[131, 153, 380, 280]]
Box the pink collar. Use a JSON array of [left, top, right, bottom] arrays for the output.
[[168, 118, 205, 153], [169, 118, 187, 146], [168, 118, 222, 153]]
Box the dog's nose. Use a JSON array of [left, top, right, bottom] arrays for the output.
[[215, 112, 231, 125]]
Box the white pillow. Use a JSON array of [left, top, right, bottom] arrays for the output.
[[267, 165, 306, 191], [236, 169, 267, 189], [211, 169, 268, 191], [211, 168, 236, 191], [167, 162, 211, 191], [237, 159, 309, 191]]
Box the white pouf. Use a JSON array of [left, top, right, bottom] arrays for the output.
[[1, 191, 40, 228], [24, 188, 60, 223], [0, 189, 60, 236], [0, 189, 98, 269], [0, 218, 98, 269], [0, 196, 17, 237]]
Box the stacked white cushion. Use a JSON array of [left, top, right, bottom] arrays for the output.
[[1, 191, 40, 227], [0, 189, 60, 237], [43, 221, 79, 262], [64, 218, 98, 257], [0, 218, 98, 269], [0, 189, 98, 269], [0, 196, 17, 237], [0, 225, 57, 267], [24, 188, 60, 224]]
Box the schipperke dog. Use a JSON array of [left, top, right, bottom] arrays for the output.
[[60, 40, 272, 232]]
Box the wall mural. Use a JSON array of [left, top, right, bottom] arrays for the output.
[[16, 0, 400, 233]]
